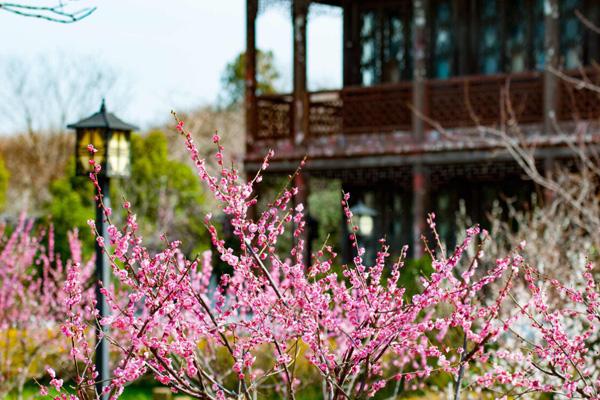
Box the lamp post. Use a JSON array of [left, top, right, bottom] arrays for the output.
[[67, 100, 137, 398], [350, 201, 377, 238], [350, 200, 378, 264]]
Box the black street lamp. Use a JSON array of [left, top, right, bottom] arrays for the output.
[[67, 100, 137, 398], [349, 200, 378, 265], [350, 201, 377, 238]]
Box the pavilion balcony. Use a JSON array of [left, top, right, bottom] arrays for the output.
[[252, 68, 600, 143], [255, 83, 412, 140]]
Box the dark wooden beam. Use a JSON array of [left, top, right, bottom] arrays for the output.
[[350, 1, 360, 85], [586, 1, 600, 63], [342, 1, 352, 86], [456, 0, 469, 75], [244, 144, 600, 173], [293, 0, 309, 144], [544, 0, 559, 134], [412, 0, 428, 141], [293, 172, 311, 264], [245, 0, 258, 149], [412, 0, 429, 257], [311, 0, 343, 6], [412, 164, 429, 257]]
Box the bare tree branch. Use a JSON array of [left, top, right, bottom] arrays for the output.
[[0, 1, 95, 23], [0, 54, 129, 212]]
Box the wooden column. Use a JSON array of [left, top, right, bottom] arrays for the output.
[[412, 164, 429, 258], [343, 2, 361, 86], [245, 0, 258, 149], [456, 0, 470, 75], [412, 0, 428, 141], [543, 0, 559, 134], [543, 156, 556, 205], [342, 2, 353, 86], [412, 0, 429, 258], [293, 172, 311, 264], [588, 3, 600, 63], [293, 0, 309, 144]]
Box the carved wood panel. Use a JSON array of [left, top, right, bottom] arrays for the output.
[[558, 69, 600, 121], [256, 95, 292, 139], [341, 83, 413, 133], [427, 72, 543, 128], [308, 92, 343, 137]]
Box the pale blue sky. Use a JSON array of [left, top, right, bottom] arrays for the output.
[[0, 0, 341, 132]]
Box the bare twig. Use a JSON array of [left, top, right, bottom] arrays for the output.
[[0, 1, 96, 23]]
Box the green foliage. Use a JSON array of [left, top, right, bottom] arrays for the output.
[[308, 179, 343, 255], [43, 158, 94, 259], [0, 155, 9, 212], [220, 49, 280, 107], [114, 130, 208, 256], [400, 256, 434, 298], [44, 131, 208, 258]]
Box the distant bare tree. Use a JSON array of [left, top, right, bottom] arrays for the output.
[[412, 56, 600, 281], [0, 1, 95, 23], [0, 54, 127, 135], [454, 68, 600, 280], [163, 105, 245, 167], [0, 54, 129, 213]]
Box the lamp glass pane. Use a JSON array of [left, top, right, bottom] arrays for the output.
[[359, 215, 374, 237], [77, 129, 105, 173], [107, 131, 130, 177]]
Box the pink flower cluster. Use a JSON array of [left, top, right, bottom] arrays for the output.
[[0, 216, 94, 398], [51, 118, 600, 399]]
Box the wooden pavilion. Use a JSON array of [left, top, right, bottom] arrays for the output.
[[243, 0, 600, 258]]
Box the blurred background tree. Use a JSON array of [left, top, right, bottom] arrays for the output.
[[0, 156, 9, 212], [220, 49, 280, 107], [115, 131, 209, 256], [42, 131, 210, 258], [0, 54, 128, 213], [42, 159, 94, 259]]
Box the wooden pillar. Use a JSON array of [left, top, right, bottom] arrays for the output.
[[412, 0, 429, 258], [543, 0, 560, 204], [293, 172, 310, 264], [293, 0, 309, 144], [412, 164, 429, 258], [343, 2, 360, 86], [543, 156, 556, 205], [245, 0, 258, 149], [543, 0, 559, 134], [412, 0, 428, 141], [342, 3, 352, 86], [587, 3, 600, 63], [456, 0, 469, 75]]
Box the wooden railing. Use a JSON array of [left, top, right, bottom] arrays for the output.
[[308, 90, 343, 136], [255, 84, 413, 140], [426, 71, 544, 128], [341, 83, 413, 134], [558, 68, 600, 121], [253, 68, 600, 141], [256, 94, 292, 139]]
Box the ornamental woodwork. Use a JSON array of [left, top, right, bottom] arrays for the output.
[[427, 72, 544, 128], [558, 69, 600, 121], [249, 0, 600, 148], [256, 95, 292, 139]]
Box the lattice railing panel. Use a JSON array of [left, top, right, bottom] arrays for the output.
[[341, 84, 413, 133], [427, 72, 543, 128], [558, 69, 600, 121], [308, 91, 343, 136], [256, 95, 292, 139]]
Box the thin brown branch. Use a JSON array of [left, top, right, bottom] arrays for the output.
[[0, 1, 96, 23]]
